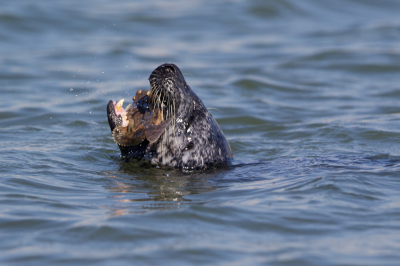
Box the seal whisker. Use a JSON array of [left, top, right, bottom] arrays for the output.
[[207, 107, 223, 113], [173, 99, 176, 140]]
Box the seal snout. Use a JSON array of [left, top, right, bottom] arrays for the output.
[[163, 64, 176, 73], [147, 63, 188, 117], [148, 63, 184, 86]]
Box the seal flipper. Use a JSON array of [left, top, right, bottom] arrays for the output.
[[145, 117, 172, 143]]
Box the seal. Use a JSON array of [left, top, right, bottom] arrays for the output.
[[107, 63, 233, 169]]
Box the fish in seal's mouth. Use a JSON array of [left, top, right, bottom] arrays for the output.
[[106, 89, 172, 148]]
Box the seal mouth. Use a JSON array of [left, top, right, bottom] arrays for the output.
[[107, 90, 172, 147]]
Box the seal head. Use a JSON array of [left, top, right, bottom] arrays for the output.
[[107, 63, 233, 169]]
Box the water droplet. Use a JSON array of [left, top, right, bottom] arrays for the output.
[[70, 88, 73, 91], [50, 117, 52, 119], [89, 111, 92, 114]]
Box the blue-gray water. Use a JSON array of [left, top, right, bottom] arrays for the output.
[[1, 0, 400, 265]]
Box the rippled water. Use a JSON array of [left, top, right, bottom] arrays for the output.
[[1, 0, 400, 265]]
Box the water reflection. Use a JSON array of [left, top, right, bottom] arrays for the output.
[[103, 158, 231, 215]]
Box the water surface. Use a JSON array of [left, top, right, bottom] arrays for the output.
[[1, 0, 400, 265]]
